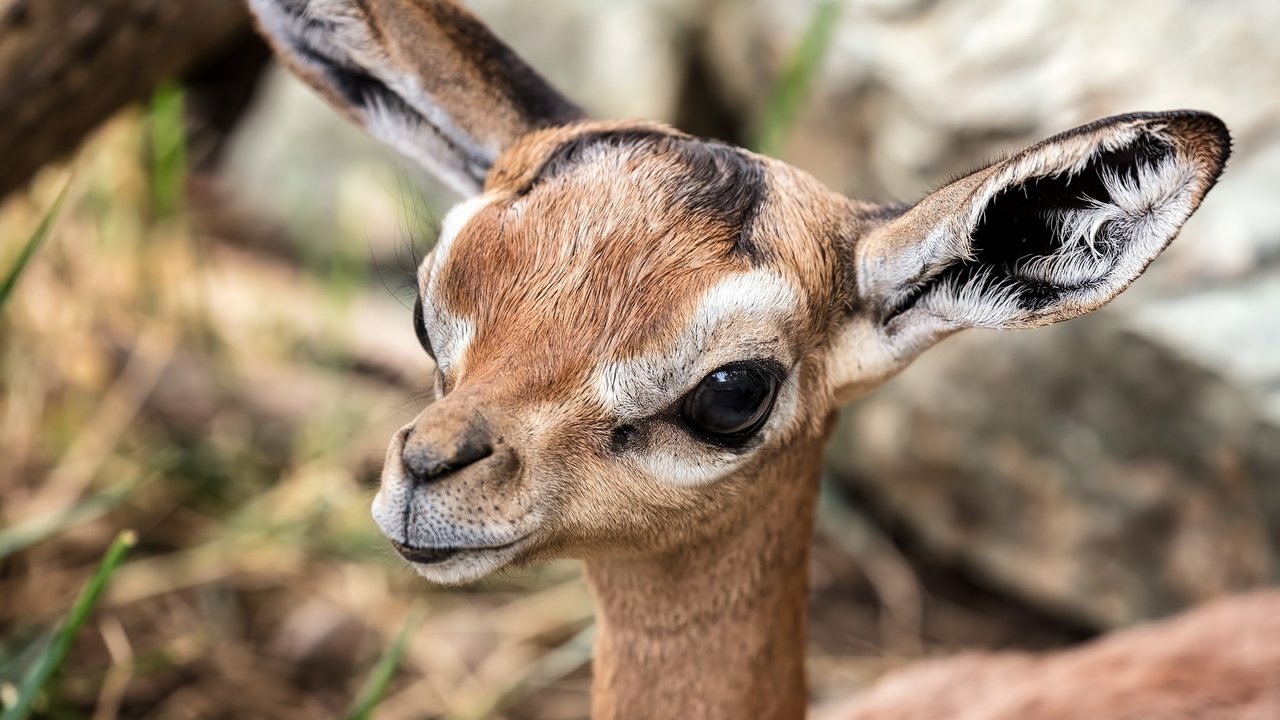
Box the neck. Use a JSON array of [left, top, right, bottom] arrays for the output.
[[584, 434, 826, 720]]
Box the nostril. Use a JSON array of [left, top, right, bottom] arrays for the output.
[[453, 432, 493, 468], [402, 436, 494, 485]]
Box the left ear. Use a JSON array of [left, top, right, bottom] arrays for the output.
[[247, 0, 584, 198], [843, 110, 1229, 380]]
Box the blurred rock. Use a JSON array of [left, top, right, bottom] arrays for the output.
[[0, 0, 254, 198], [826, 287, 1280, 628]]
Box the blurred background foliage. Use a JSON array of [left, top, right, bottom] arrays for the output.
[[1, 0, 1277, 718]]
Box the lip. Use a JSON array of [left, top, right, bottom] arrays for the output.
[[390, 538, 522, 565]]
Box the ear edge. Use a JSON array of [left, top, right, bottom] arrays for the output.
[[1019, 110, 1231, 203]]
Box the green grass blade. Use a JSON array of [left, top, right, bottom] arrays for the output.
[[0, 183, 69, 311], [344, 604, 426, 720], [1, 530, 137, 720], [148, 82, 188, 219], [750, 0, 842, 156]]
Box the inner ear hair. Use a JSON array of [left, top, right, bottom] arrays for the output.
[[886, 133, 1176, 324], [878, 112, 1229, 330]]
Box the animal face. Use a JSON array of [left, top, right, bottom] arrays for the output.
[[248, 0, 1230, 583], [372, 124, 852, 581]]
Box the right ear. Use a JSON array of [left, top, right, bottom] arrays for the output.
[[247, 0, 584, 197], [827, 111, 1229, 401]]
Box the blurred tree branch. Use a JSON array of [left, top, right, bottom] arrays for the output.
[[0, 0, 255, 199]]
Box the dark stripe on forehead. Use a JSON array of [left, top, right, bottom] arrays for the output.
[[522, 128, 673, 190], [520, 129, 768, 262], [674, 140, 767, 262]]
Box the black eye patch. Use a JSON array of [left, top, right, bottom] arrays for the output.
[[412, 296, 436, 360]]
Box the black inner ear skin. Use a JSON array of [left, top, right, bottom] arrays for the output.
[[883, 132, 1173, 325]]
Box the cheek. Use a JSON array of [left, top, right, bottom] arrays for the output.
[[630, 423, 751, 487], [550, 457, 720, 554]]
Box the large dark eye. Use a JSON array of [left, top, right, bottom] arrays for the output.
[[681, 362, 781, 445], [412, 296, 435, 359]]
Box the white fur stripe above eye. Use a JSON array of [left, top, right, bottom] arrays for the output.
[[595, 269, 798, 421], [595, 268, 805, 488], [427, 194, 493, 291], [417, 195, 492, 377]]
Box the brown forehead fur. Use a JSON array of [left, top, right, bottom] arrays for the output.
[[432, 121, 855, 400]]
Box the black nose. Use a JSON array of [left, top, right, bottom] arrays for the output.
[[401, 422, 493, 485]]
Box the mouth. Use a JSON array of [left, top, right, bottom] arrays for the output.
[[390, 541, 461, 564], [389, 538, 522, 565]]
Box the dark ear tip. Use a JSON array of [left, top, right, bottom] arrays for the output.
[[1149, 109, 1228, 132], [1141, 109, 1231, 166], [1073, 110, 1231, 167], [1150, 110, 1232, 192]]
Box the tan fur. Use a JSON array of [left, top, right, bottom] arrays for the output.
[[587, 426, 828, 720], [824, 590, 1280, 720], [245, 2, 1261, 719]]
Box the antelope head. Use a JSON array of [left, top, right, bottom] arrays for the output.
[[247, 0, 1230, 588]]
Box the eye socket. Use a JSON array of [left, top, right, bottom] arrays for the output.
[[412, 296, 435, 359], [680, 362, 781, 445]]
